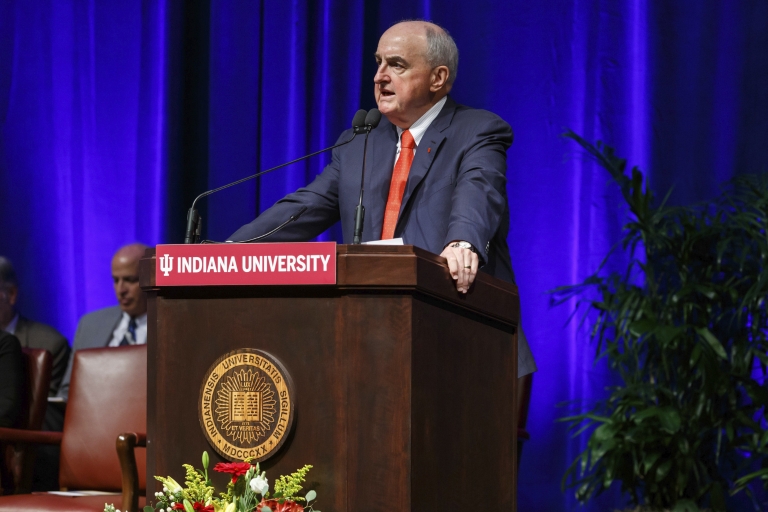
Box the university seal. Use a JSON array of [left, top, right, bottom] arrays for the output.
[[199, 349, 295, 462]]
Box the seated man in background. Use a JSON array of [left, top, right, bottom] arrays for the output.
[[58, 243, 148, 399], [0, 257, 71, 491], [0, 257, 70, 396]]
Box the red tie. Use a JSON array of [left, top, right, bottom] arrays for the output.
[[381, 129, 415, 239]]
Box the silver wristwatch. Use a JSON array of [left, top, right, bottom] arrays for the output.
[[450, 241, 476, 253]]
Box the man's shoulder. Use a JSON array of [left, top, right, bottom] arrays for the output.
[[78, 305, 122, 325], [17, 316, 67, 346], [73, 306, 121, 348], [449, 101, 510, 129]]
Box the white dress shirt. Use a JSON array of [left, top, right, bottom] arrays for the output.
[[393, 95, 447, 160], [108, 312, 148, 347], [4, 313, 19, 334]]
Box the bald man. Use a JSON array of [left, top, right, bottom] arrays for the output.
[[231, 20, 535, 376], [58, 243, 148, 398]]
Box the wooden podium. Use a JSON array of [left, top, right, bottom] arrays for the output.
[[140, 244, 519, 511]]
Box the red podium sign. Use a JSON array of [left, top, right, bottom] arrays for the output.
[[155, 243, 336, 286]]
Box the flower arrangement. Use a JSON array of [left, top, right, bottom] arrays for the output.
[[103, 452, 318, 512]]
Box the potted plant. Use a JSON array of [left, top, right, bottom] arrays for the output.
[[554, 132, 768, 512]]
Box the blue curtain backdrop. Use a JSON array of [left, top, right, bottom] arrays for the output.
[[1, 1, 767, 510]]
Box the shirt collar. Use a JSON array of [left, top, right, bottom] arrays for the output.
[[4, 313, 19, 335], [396, 96, 448, 147], [121, 311, 147, 326]]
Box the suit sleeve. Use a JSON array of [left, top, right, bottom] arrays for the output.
[[47, 332, 71, 396], [228, 131, 351, 242], [57, 317, 87, 399], [443, 114, 513, 264]]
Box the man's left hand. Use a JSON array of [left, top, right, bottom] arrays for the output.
[[440, 243, 479, 294]]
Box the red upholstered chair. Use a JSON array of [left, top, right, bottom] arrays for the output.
[[0, 348, 52, 495], [0, 345, 147, 512], [517, 373, 533, 469]]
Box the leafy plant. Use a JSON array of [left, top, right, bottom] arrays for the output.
[[554, 131, 768, 511]]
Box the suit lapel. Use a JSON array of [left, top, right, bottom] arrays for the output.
[[367, 120, 398, 240], [13, 316, 29, 348], [395, 97, 456, 227]]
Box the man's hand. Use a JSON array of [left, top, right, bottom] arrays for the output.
[[440, 242, 479, 294]]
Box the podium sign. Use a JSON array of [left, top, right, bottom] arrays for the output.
[[154, 242, 336, 286]]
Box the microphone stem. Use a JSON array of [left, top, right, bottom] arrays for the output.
[[352, 132, 371, 245]]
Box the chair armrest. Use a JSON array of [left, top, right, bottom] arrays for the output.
[[0, 427, 63, 445], [117, 432, 146, 512]]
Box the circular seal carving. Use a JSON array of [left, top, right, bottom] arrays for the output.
[[199, 349, 295, 462]]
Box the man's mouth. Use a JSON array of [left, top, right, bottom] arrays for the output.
[[379, 89, 395, 98]]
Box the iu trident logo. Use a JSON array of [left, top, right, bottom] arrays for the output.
[[159, 254, 174, 276]]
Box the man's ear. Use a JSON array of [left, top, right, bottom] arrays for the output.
[[430, 65, 450, 91], [7, 285, 18, 306]]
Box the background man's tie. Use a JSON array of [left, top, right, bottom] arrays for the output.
[[381, 129, 415, 240], [120, 317, 137, 346]]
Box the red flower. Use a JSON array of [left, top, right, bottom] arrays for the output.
[[213, 461, 254, 483], [171, 502, 214, 512], [258, 498, 304, 512]]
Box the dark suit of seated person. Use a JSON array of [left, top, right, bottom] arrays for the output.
[[58, 243, 148, 400], [0, 330, 23, 429]]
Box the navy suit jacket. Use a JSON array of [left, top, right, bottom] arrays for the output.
[[230, 97, 536, 375]]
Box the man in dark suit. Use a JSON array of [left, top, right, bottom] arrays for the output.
[[0, 257, 70, 396], [58, 243, 148, 398], [230, 21, 535, 375]]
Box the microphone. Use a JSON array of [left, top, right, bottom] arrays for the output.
[[352, 108, 382, 245], [184, 110, 369, 244]]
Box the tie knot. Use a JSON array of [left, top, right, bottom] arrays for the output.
[[400, 129, 415, 149]]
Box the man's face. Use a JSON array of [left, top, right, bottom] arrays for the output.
[[0, 283, 17, 329], [374, 24, 437, 128], [111, 254, 146, 317]]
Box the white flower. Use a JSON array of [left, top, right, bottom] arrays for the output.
[[250, 474, 269, 495], [165, 477, 183, 493]]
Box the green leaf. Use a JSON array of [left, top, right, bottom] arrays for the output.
[[144, 507, 155, 512], [593, 423, 617, 441], [672, 499, 699, 512], [305, 490, 317, 502], [696, 327, 728, 359], [260, 507, 273, 512], [183, 500, 195, 512], [655, 460, 672, 482], [658, 407, 681, 433]]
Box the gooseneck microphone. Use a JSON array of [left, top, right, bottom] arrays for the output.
[[352, 108, 382, 245], [184, 109, 369, 244]]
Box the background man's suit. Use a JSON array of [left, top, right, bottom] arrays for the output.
[[57, 306, 122, 398], [13, 317, 69, 396], [231, 97, 536, 375], [0, 330, 23, 428]]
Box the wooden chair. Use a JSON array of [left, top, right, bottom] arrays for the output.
[[517, 373, 533, 469], [0, 348, 52, 495], [0, 345, 147, 512]]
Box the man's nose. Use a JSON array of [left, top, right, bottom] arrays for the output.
[[373, 65, 387, 83]]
